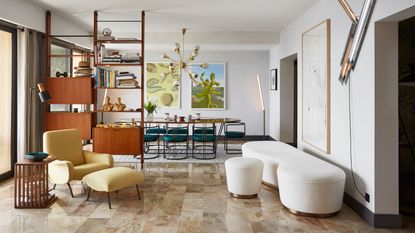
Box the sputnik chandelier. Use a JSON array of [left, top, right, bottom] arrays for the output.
[[160, 28, 208, 85]]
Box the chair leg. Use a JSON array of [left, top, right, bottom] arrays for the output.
[[136, 184, 141, 200], [67, 183, 74, 197], [52, 184, 56, 190], [107, 192, 112, 209], [86, 187, 91, 201]]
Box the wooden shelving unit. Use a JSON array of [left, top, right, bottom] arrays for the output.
[[92, 11, 145, 169], [44, 11, 146, 169], [44, 11, 94, 140]]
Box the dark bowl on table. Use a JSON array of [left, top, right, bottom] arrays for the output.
[[25, 152, 49, 162]]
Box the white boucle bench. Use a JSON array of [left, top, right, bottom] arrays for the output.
[[242, 141, 346, 217]]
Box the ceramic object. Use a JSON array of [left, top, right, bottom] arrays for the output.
[[25, 152, 49, 162]]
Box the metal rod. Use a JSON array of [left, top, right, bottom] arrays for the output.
[[338, 0, 358, 24], [50, 35, 94, 38], [263, 110, 266, 140]]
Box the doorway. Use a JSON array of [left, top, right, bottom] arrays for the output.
[[279, 54, 298, 147], [398, 16, 415, 216], [0, 24, 17, 182]]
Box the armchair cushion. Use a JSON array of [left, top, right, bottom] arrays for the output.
[[83, 150, 114, 168], [73, 163, 109, 181], [48, 160, 74, 184], [43, 129, 85, 166]]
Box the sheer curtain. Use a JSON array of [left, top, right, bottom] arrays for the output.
[[17, 29, 45, 161]]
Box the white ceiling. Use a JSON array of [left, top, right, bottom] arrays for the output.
[[30, 0, 318, 46]]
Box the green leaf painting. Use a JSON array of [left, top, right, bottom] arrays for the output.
[[146, 62, 180, 108], [191, 63, 225, 109]]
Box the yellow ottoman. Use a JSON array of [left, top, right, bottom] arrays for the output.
[[82, 167, 144, 209]]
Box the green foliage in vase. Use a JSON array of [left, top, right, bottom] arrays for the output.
[[144, 97, 158, 113]]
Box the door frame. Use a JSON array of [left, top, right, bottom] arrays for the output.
[[0, 23, 17, 182]]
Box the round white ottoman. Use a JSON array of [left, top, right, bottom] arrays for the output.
[[277, 157, 346, 217], [225, 157, 264, 198]]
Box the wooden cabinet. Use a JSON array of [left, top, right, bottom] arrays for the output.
[[45, 112, 93, 139], [93, 127, 143, 155], [45, 77, 93, 104]]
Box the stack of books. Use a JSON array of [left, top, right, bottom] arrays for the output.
[[121, 52, 141, 64], [102, 54, 122, 64], [116, 72, 139, 88]]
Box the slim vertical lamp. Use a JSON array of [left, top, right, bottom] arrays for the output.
[[28, 83, 51, 152], [257, 74, 265, 140]]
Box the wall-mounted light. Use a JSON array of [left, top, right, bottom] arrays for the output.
[[338, 0, 377, 84]]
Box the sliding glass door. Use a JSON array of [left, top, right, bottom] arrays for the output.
[[0, 24, 17, 182]]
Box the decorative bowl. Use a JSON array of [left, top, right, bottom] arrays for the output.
[[25, 152, 49, 162]]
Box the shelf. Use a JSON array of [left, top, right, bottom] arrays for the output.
[[47, 76, 93, 79], [96, 87, 141, 89], [94, 110, 142, 113], [47, 112, 94, 114], [49, 54, 94, 58], [96, 63, 142, 67], [96, 39, 142, 44]]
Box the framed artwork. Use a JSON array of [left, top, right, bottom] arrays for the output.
[[301, 19, 331, 154], [191, 63, 226, 110], [145, 62, 180, 109], [270, 69, 278, 90]]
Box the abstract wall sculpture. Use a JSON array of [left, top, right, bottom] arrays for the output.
[[191, 63, 226, 110], [338, 0, 377, 84], [146, 62, 181, 108], [302, 20, 331, 154]]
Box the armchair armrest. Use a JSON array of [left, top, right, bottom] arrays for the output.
[[83, 150, 114, 168], [48, 160, 74, 184]]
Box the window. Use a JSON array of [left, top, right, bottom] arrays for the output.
[[0, 24, 17, 181]]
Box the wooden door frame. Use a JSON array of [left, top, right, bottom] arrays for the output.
[[0, 23, 17, 182]]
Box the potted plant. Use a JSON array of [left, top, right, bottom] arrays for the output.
[[144, 97, 158, 119]]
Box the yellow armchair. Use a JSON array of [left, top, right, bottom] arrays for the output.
[[43, 129, 113, 197]]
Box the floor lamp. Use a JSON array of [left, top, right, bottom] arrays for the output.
[[257, 74, 265, 140], [28, 83, 51, 152]]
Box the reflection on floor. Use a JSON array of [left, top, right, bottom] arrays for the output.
[[0, 163, 414, 233]]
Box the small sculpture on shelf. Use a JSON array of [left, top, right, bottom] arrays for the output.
[[131, 118, 137, 127], [103, 96, 114, 111], [114, 97, 126, 111]]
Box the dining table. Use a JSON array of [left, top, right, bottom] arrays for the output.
[[118, 117, 241, 144]]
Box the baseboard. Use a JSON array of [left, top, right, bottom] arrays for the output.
[[343, 193, 402, 228]]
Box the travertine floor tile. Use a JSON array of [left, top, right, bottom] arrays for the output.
[[0, 163, 414, 233]]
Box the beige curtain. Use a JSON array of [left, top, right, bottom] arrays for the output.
[[17, 29, 45, 161]]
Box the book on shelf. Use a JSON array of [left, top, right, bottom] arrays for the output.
[[96, 69, 139, 88], [95, 46, 141, 64]]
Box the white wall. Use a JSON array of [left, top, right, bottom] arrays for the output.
[[269, 0, 415, 214], [98, 50, 270, 135], [0, 0, 90, 47]]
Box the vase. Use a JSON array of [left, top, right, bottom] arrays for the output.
[[147, 112, 154, 119]]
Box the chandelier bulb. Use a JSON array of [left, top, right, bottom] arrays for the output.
[[200, 63, 209, 69]]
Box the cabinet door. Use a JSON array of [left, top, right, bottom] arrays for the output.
[[111, 128, 140, 155], [93, 128, 143, 155]]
